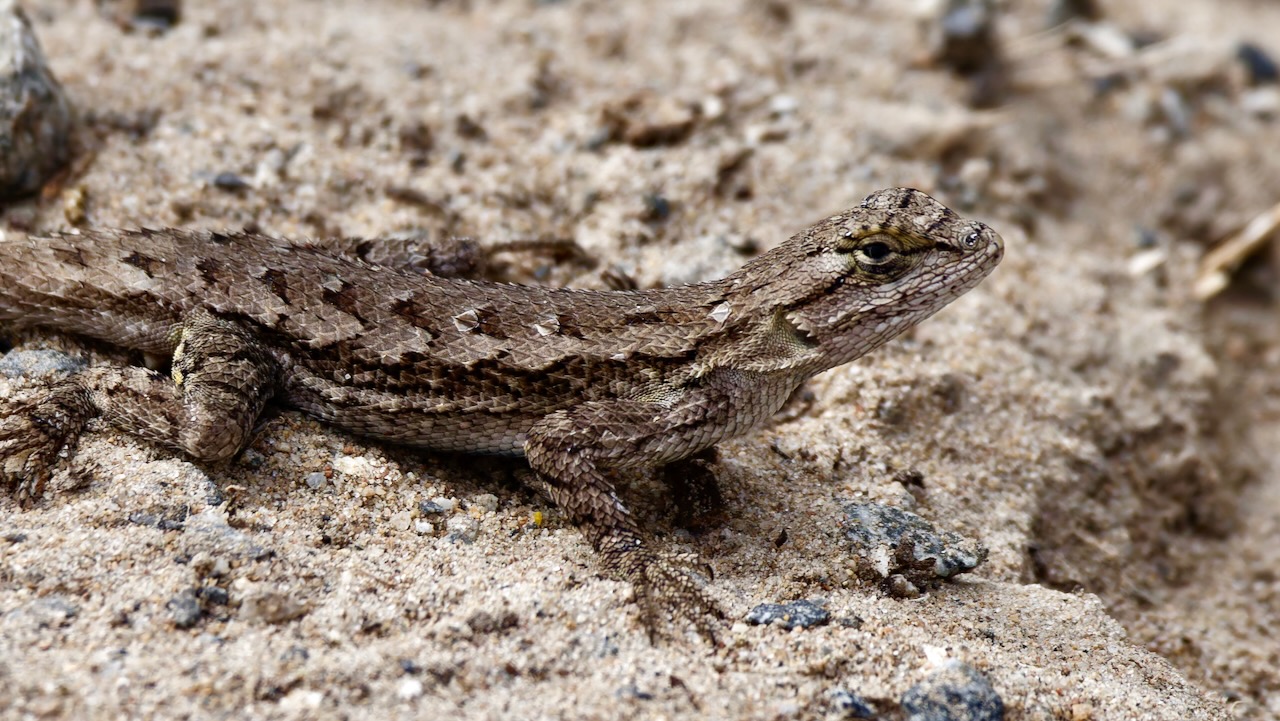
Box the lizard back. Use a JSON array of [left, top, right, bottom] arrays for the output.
[[0, 229, 762, 453]]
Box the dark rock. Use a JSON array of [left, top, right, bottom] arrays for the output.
[[1237, 42, 1279, 86], [168, 590, 202, 629], [928, 0, 1007, 108], [843, 502, 987, 598], [466, 609, 519, 635], [100, 0, 182, 33], [23, 596, 78, 629], [127, 505, 189, 531], [197, 585, 228, 606], [933, 0, 998, 74], [211, 171, 249, 191], [599, 91, 698, 148], [830, 688, 876, 718], [1046, 0, 1100, 27], [744, 599, 830, 629], [455, 113, 488, 141], [901, 662, 1004, 721], [641, 192, 671, 222], [0, 0, 73, 199]]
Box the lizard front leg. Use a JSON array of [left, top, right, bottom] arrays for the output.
[[523, 379, 763, 640], [0, 308, 279, 505]]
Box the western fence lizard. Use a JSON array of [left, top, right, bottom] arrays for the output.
[[0, 188, 1003, 636]]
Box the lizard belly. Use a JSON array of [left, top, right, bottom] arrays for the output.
[[279, 368, 547, 456]]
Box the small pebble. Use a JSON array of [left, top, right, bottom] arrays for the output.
[[444, 515, 478, 544], [901, 662, 1004, 721], [768, 94, 799, 115], [428, 497, 456, 513], [211, 171, 250, 191], [20, 596, 78, 629], [1046, 0, 1100, 27], [197, 586, 228, 606], [333, 454, 375, 477], [830, 689, 875, 718], [933, 0, 998, 74], [744, 599, 830, 629], [1237, 42, 1279, 86], [390, 510, 411, 531], [469, 493, 499, 514], [304, 472, 327, 490], [641, 192, 671, 222], [168, 590, 202, 629], [239, 448, 266, 469], [99, 0, 182, 33], [396, 678, 424, 700]]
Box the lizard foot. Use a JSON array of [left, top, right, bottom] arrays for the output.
[[0, 384, 91, 506], [600, 537, 724, 643]]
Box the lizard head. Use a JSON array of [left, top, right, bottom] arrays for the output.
[[736, 188, 1004, 370]]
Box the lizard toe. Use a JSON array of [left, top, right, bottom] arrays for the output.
[[0, 389, 90, 505], [603, 541, 724, 644]]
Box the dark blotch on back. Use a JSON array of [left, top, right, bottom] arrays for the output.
[[259, 267, 291, 305], [196, 257, 221, 284], [52, 246, 88, 268], [321, 280, 371, 328], [473, 307, 508, 340], [122, 251, 161, 277], [391, 297, 436, 330], [556, 314, 586, 339], [624, 309, 664, 325]]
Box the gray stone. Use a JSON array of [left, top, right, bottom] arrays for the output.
[[744, 599, 830, 630], [829, 688, 875, 718], [844, 502, 987, 598], [167, 590, 202, 629], [902, 662, 1004, 721], [0, 349, 84, 379]]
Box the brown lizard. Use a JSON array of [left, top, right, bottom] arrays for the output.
[[0, 188, 1003, 636]]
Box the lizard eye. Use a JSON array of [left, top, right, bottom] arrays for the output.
[[842, 234, 919, 279], [860, 241, 892, 261], [851, 238, 902, 273]]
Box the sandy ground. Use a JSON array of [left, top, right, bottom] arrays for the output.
[[1, 0, 1278, 719]]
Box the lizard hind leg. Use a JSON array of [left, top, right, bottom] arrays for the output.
[[0, 308, 280, 505], [524, 401, 727, 642]]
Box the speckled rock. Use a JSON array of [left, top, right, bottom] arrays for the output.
[[901, 662, 1004, 721], [0, 349, 83, 379], [843, 502, 988, 597], [744, 599, 831, 629]]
